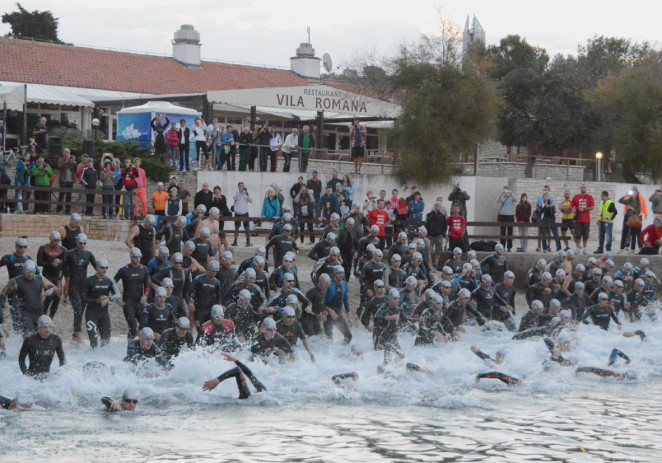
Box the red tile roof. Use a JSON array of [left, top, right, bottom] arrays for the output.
[[0, 37, 315, 94]]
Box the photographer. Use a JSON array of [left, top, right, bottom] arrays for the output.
[[232, 182, 253, 247], [496, 185, 517, 252], [57, 148, 77, 214], [448, 183, 470, 218]]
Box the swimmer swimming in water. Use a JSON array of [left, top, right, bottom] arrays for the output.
[[101, 389, 139, 412], [203, 352, 267, 399], [471, 345, 520, 384]]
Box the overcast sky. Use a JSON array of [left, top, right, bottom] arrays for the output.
[[0, 0, 660, 70]]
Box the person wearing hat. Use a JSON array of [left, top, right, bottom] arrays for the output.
[[321, 212, 341, 244], [58, 213, 83, 251], [2, 260, 56, 336], [444, 247, 465, 276], [37, 231, 67, 318], [63, 234, 97, 342], [250, 318, 295, 362], [373, 289, 405, 363], [444, 288, 477, 333], [140, 286, 176, 341], [581, 292, 621, 330], [494, 271, 517, 331], [410, 288, 437, 322], [265, 223, 298, 268], [191, 227, 215, 273], [277, 306, 315, 362], [268, 253, 300, 291], [196, 305, 236, 348], [158, 276, 189, 320], [403, 251, 428, 290], [562, 281, 592, 320], [518, 300, 546, 332], [124, 327, 169, 368], [270, 211, 300, 242], [18, 315, 65, 378], [229, 268, 267, 313], [469, 275, 497, 324], [102, 389, 139, 412], [238, 246, 269, 276], [310, 246, 342, 285], [217, 251, 238, 305], [529, 272, 556, 309], [114, 247, 151, 339], [224, 289, 260, 342], [191, 261, 222, 329], [416, 294, 454, 345], [480, 243, 509, 284], [147, 246, 171, 279], [83, 258, 121, 348], [156, 216, 190, 256], [266, 271, 311, 315], [308, 231, 335, 261], [383, 253, 407, 292], [323, 265, 353, 343], [359, 247, 386, 307], [358, 279, 387, 330], [125, 215, 156, 266], [608, 279, 628, 318]]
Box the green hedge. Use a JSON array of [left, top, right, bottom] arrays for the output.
[[49, 127, 175, 182]]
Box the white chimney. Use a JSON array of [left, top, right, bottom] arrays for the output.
[[290, 42, 320, 79], [172, 25, 201, 68]]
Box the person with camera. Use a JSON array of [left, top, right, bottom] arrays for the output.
[[448, 183, 470, 218], [537, 192, 560, 253], [151, 113, 170, 165], [618, 189, 640, 254], [56, 148, 77, 215], [232, 182, 253, 247], [496, 185, 517, 252]]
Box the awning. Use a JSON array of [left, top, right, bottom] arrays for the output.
[[0, 84, 24, 111], [117, 101, 199, 115], [207, 84, 400, 119]]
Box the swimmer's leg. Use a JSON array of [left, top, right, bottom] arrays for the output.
[[235, 360, 267, 393], [575, 366, 626, 379]]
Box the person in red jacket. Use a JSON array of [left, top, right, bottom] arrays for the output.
[[446, 205, 467, 252], [570, 184, 595, 254], [166, 123, 180, 168], [639, 218, 662, 254]]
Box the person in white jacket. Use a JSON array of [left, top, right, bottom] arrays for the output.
[[281, 129, 299, 173], [269, 131, 283, 172]]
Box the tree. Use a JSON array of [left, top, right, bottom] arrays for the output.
[[389, 16, 500, 186], [486, 35, 549, 153], [2, 3, 62, 43], [591, 52, 662, 181]]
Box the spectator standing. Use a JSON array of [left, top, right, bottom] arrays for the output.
[[177, 119, 191, 172], [133, 159, 147, 217], [408, 191, 425, 229], [32, 154, 53, 214], [538, 192, 560, 252], [81, 158, 97, 216], [570, 184, 595, 254], [232, 182, 253, 247], [618, 190, 640, 254], [166, 188, 182, 217], [342, 175, 355, 203], [177, 180, 190, 215], [326, 170, 343, 192], [238, 127, 253, 171], [649, 188, 662, 221], [151, 114, 170, 164], [208, 118, 223, 170], [306, 170, 322, 218], [166, 175, 178, 195], [366, 199, 391, 247], [349, 119, 367, 174], [595, 190, 618, 254], [496, 185, 517, 252], [261, 187, 280, 228], [166, 123, 180, 167], [281, 129, 299, 173], [294, 186, 316, 244], [622, 185, 647, 249], [255, 125, 271, 172], [319, 187, 339, 217], [515, 193, 532, 252], [269, 130, 282, 172], [290, 176, 305, 202], [194, 183, 213, 213], [363, 190, 377, 214], [446, 205, 467, 252], [99, 161, 115, 219], [298, 125, 315, 172], [56, 148, 77, 214], [448, 183, 470, 218], [226, 124, 239, 171], [14, 151, 30, 212], [32, 117, 49, 154], [192, 118, 208, 170], [151, 182, 169, 216], [120, 160, 137, 219], [558, 190, 575, 251], [210, 186, 231, 233], [425, 201, 447, 270]]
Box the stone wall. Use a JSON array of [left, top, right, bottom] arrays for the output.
[[459, 161, 585, 181], [0, 213, 132, 241]]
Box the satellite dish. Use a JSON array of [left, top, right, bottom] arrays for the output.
[[322, 53, 333, 73]]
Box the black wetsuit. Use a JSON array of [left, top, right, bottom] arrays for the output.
[[359, 261, 386, 305], [228, 281, 267, 312], [156, 224, 190, 256], [265, 235, 298, 268], [388, 243, 409, 265], [471, 286, 498, 320], [563, 292, 592, 320], [374, 302, 403, 360], [0, 395, 14, 409], [581, 304, 619, 330], [493, 283, 517, 328], [11, 275, 49, 334], [166, 295, 189, 319], [83, 275, 120, 348], [134, 225, 155, 266], [215, 359, 267, 399], [225, 302, 261, 341], [216, 266, 238, 305], [37, 244, 67, 318], [152, 266, 191, 302], [608, 290, 627, 317], [518, 311, 545, 332], [196, 320, 236, 349], [124, 339, 168, 367], [62, 225, 82, 251], [276, 319, 307, 346], [159, 328, 194, 357], [480, 254, 508, 283], [359, 295, 386, 328], [238, 257, 269, 276], [64, 248, 97, 333], [18, 332, 65, 377], [415, 308, 453, 344], [269, 266, 300, 290], [310, 257, 341, 284], [266, 288, 311, 314], [383, 266, 406, 290], [250, 332, 293, 358], [308, 241, 331, 261], [0, 253, 39, 332], [114, 263, 150, 338], [338, 228, 356, 280], [140, 303, 176, 334], [525, 268, 542, 305], [303, 286, 327, 336], [444, 258, 464, 275], [191, 275, 222, 326], [403, 263, 428, 286], [445, 300, 481, 328], [192, 238, 214, 271]]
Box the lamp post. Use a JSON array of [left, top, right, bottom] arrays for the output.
[[595, 151, 603, 182], [92, 117, 100, 141]]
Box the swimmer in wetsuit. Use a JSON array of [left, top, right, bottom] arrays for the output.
[[0, 394, 33, 410], [574, 347, 637, 380], [101, 389, 139, 412], [471, 345, 520, 384], [202, 352, 267, 399], [18, 315, 66, 379]]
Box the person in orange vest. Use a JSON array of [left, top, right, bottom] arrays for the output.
[[620, 185, 648, 251]]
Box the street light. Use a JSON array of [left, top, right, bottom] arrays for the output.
[[92, 117, 100, 140], [595, 151, 603, 182]]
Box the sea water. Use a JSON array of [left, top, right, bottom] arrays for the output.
[[1, 319, 662, 462]]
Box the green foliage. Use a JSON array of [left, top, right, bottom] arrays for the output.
[[591, 52, 662, 181], [1, 3, 62, 43], [48, 127, 174, 182]]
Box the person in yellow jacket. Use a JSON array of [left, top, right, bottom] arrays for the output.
[[595, 191, 618, 254]]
